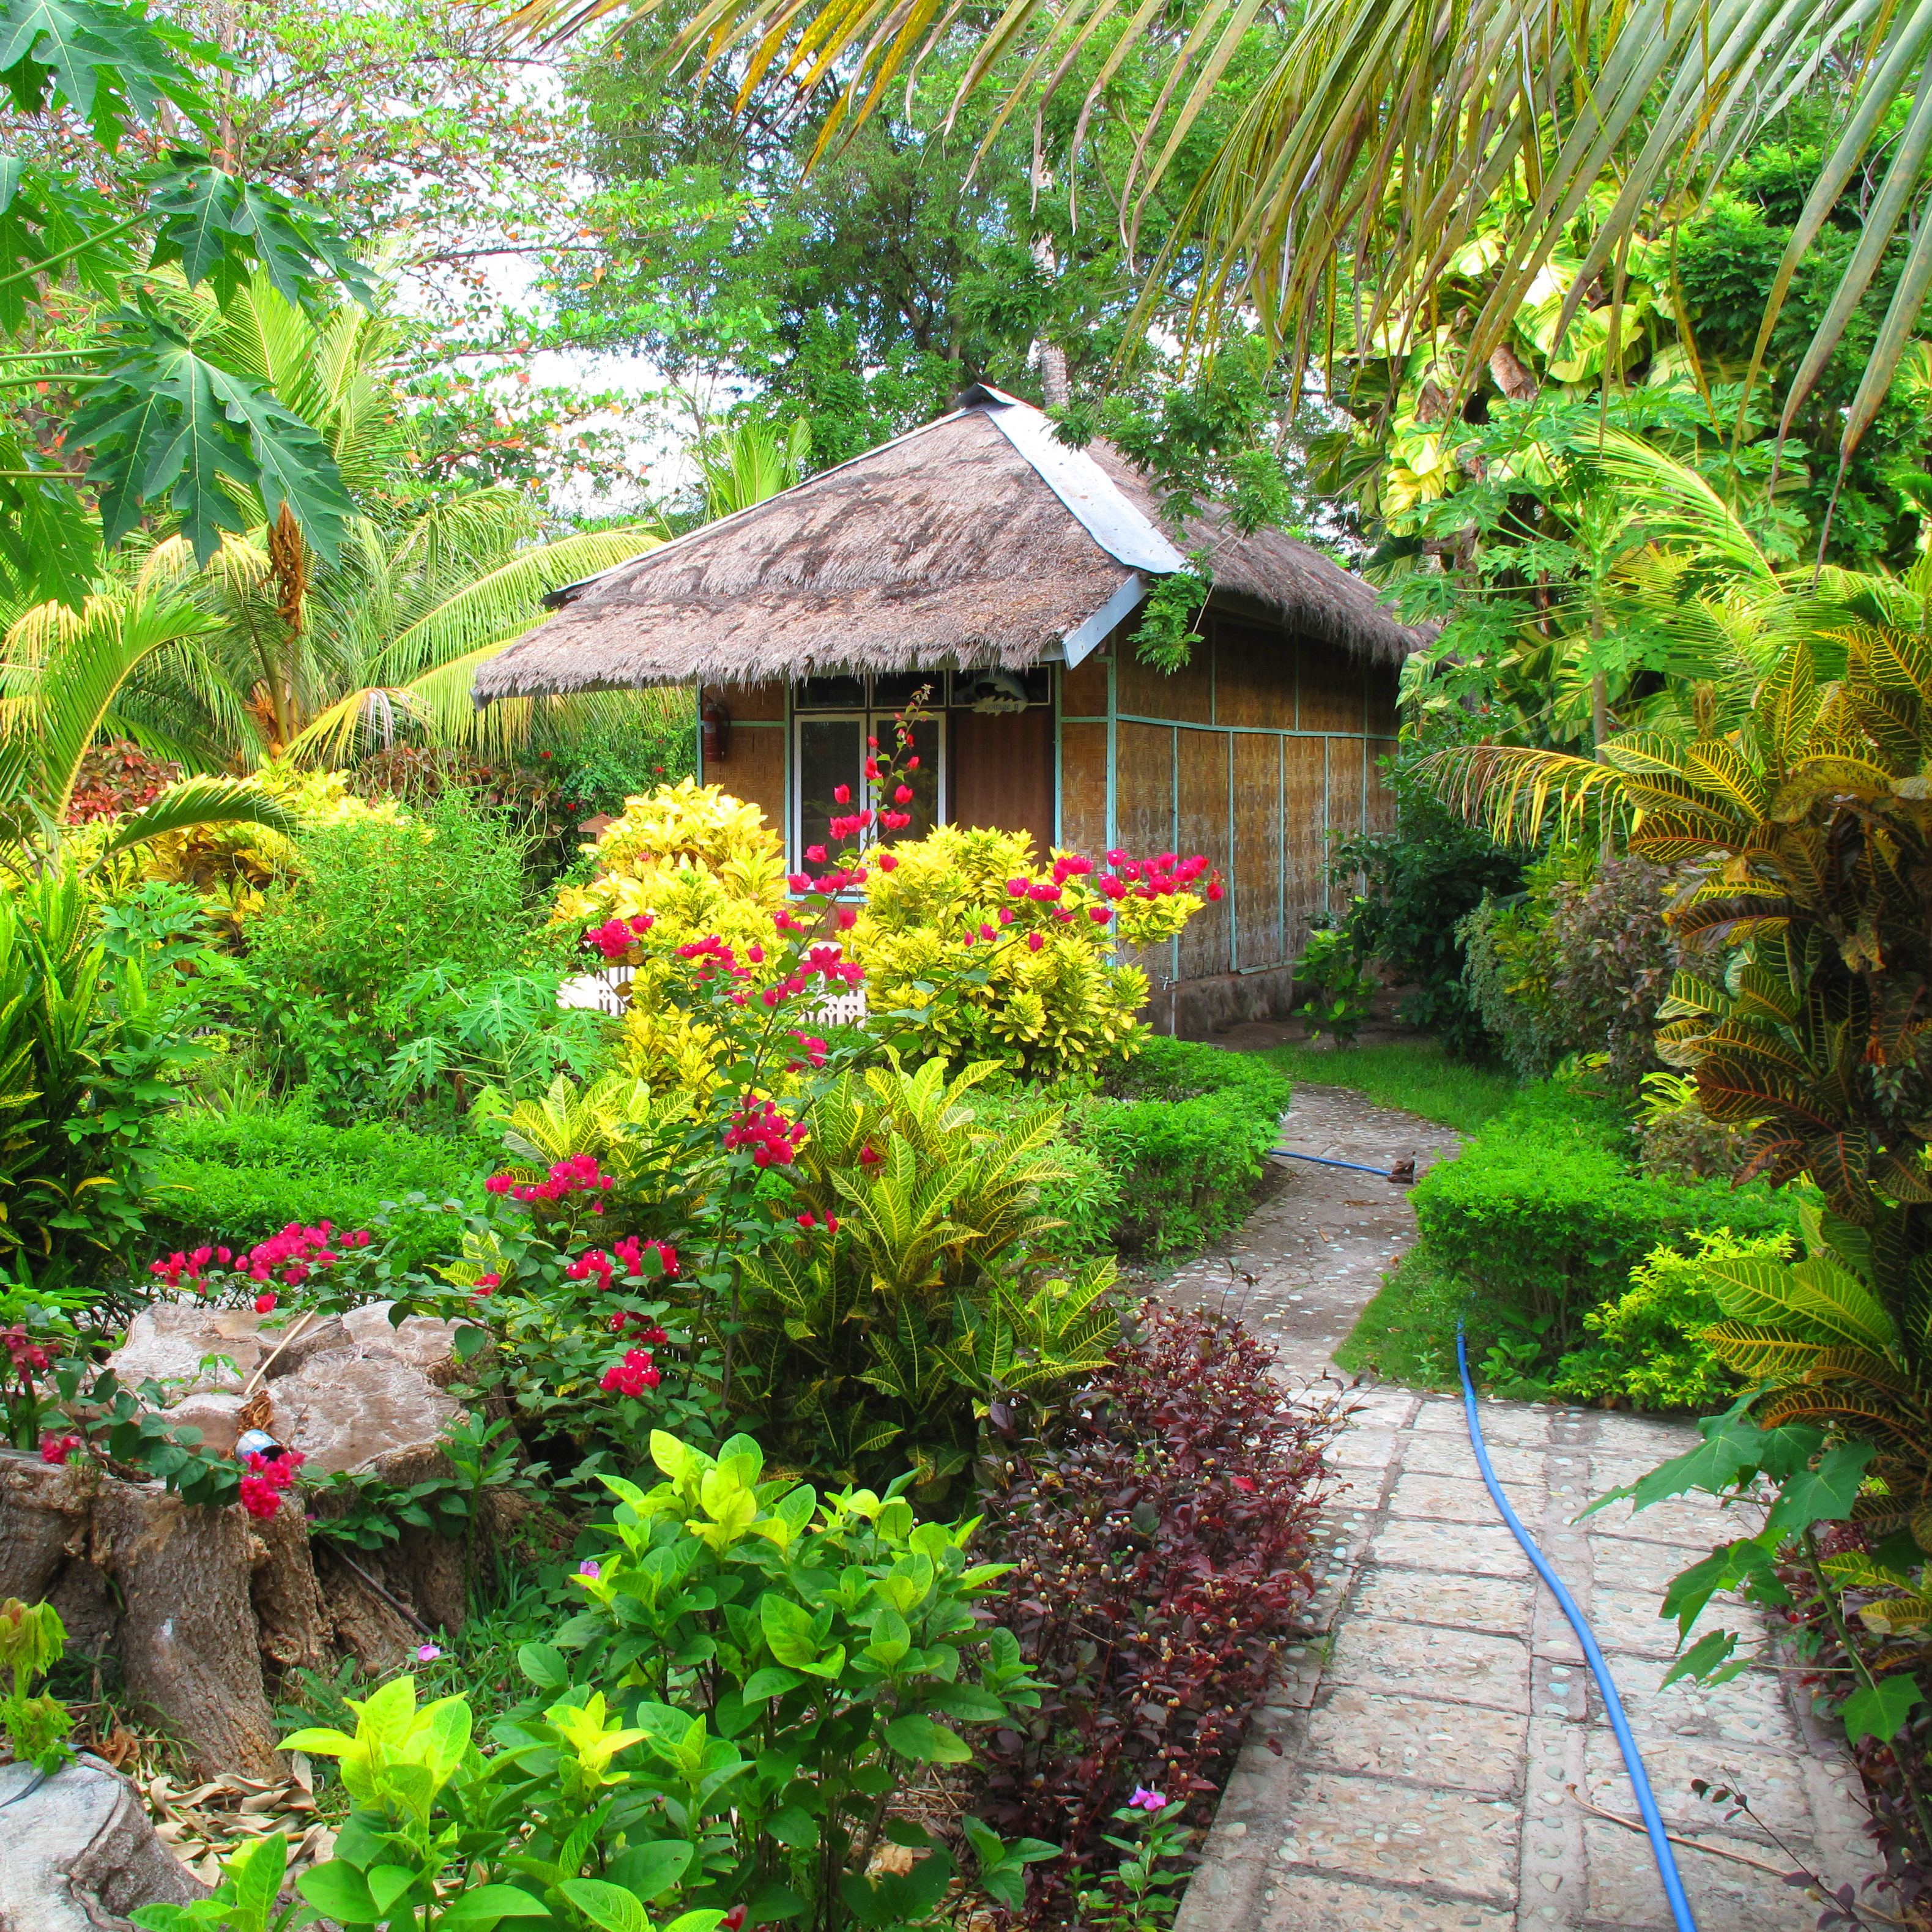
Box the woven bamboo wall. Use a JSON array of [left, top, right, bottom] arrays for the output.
[[1063, 613, 1402, 992]]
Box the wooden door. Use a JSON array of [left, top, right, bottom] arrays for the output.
[[949, 706, 1057, 859]]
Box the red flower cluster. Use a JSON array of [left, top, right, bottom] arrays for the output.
[[3, 1325, 51, 1374], [1095, 852, 1221, 902], [149, 1245, 231, 1289], [787, 865, 868, 894], [566, 1236, 678, 1291], [677, 935, 748, 981], [585, 913, 653, 960], [796, 1210, 841, 1233], [485, 1155, 615, 1205], [599, 1348, 661, 1395], [610, 1312, 670, 1340], [151, 1224, 372, 1293], [238, 1448, 305, 1520], [800, 944, 864, 988], [827, 809, 874, 841], [39, 1432, 80, 1464], [724, 1098, 807, 1168], [786, 1031, 829, 1071]]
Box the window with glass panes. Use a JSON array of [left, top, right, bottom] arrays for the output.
[[790, 674, 945, 862]]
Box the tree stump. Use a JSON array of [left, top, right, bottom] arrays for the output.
[[0, 1295, 494, 1777], [0, 1753, 209, 1931]]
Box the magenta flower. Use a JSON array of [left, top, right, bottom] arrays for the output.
[[417, 1644, 442, 1663], [1129, 1786, 1165, 1810], [578, 1559, 601, 1579]]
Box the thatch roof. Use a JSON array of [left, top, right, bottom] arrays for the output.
[[473, 388, 1424, 703]]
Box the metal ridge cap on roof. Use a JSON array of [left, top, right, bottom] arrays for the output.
[[536, 403, 986, 611], [972, 391, 1187, 577]]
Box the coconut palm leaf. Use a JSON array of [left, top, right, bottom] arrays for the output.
[[97, 778, 297, 856], [519, 0, 1932, 467]]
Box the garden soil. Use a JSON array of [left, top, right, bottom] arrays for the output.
[[1166, 1082, 1874, 1932]]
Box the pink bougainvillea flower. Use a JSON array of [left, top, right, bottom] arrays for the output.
[[893, 784, 913, 804], [806, 844, 827, 863], [833, 784, 850, 803], [1026, 932, 1045, 953], [599, 1348, 661, 1395], [879, 852, 897, 872], [39, 1432, 81, 1465], [254, 1292, 278, 1315], [857, 1142, 882, 1168]]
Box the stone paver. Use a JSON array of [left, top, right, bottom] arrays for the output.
[[1171, 1083, 1874, 1932]]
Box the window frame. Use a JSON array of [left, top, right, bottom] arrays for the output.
[[788, 696, 948, 869]]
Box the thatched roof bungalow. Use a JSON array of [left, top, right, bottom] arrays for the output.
[[476, 385, 1424, 1034]]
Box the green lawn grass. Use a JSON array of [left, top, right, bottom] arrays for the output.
[[1331, 1251, 1520, 1389], [1255, 1041, 1521, 1385], [1258, 1039, 1519, 1134]]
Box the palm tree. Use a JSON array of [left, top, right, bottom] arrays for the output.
[[511, 0, 1932, 484], [0, 587, 294, 875], [700, 418, 812, 518]]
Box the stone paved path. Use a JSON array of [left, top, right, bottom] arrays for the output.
[[1169, 1084, 1873, 1932]]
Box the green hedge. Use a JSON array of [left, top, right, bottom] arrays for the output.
[[1412, 1081, 1796, 1344], [149, 1111, 485, 1268], [1080, 1038, 1292, 1255]]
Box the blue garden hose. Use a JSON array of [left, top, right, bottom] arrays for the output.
[[1269, 1149, 1393, 1176], [1455, 1324, 1699, 1932]]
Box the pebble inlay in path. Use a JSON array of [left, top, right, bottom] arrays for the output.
[[1167, 1082, 1873, 1932]]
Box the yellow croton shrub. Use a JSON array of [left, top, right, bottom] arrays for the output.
[[554, 780, 1213, 1087]]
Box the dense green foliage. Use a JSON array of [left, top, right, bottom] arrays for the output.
[[1330, 745, 1526, 1056], [1084, 1039, 1291, 1255], [242, 795, 561, 1115], [147, 1110, 483, 1268], [1412, 1083, 1794, 1356]]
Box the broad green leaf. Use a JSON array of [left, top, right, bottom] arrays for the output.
[[1763, 1440, 1877, 1536], [296, 1861, 377, 1923], [882, 1712, 973, 1763], [559, 1880, 658, 1932], [73, 306, 352, 562], [518, 1643, 570, 1690], [1659, 1627, 1739, 1689], [605, 1840, 693, 1901], [1841, 1675, 1925, 1746], [740, 1665, 804, 1701], [436, 1883, 558, 1925]]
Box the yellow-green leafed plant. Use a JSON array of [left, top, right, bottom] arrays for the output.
[[552, 780, 794, 1094], [735, 1056, 1121, 1488], [849, 825, 1198, 1082], [1690, 1200, 1932, 1544], [553, 790, 1209, 1090], [0, 1597, 72, 1775]]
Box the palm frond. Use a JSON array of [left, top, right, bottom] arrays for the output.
[[370, 526, 661, 686], [531, 0, 1932, 455], [96, 779, 299, 859], [1413, 740, 1627, 845]]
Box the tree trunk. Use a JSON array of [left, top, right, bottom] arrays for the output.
[[0, 1450, 478, 1779], [93, 1481, 281, 1780]]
